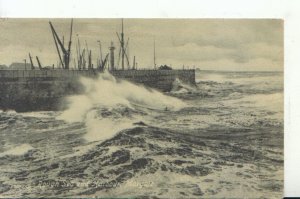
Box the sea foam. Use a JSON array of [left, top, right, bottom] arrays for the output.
[[57, 71, 185, 142], [0, 144, 34, 157]]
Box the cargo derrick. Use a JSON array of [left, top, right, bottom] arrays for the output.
[[96, 40, 109, 71], [49, 19, 73, 69], [36, 56, 42, 69], [76, 38, 83, 70], [28, 53, 35, 70], [102, 54, 109, 70], [85, 41, 92, 70]]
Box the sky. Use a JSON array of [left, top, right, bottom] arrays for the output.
[[0, 18, 283, 71]]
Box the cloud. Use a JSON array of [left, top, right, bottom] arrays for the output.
[[0, 19, 283, 71]]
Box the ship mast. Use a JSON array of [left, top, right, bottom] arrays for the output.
[[133, 56, 136, 70], [67, 19, 73, 69], [121, 19, 125, 70], [97, 40, 103, 68], [24, 59, 27, 70], [109, 42, 115, 70], [116, 19, 130, 70], [154, 39, 156, 69], [77, 37, 82, 69]]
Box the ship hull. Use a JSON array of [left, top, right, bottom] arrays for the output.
[[0, 69, 195, 112]]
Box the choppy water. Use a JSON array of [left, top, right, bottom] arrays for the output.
[[0, 70, 283, 198]]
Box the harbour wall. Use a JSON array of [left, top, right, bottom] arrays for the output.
[[111, 69, 195, 91], [0, 69, 195, 111], [0, 70, 96, 111]]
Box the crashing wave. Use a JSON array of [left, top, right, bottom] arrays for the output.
[[56, 71, 186, 142], [171, 78, 197, 94]]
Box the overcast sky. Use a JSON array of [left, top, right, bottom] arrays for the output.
[[0, 18, 283, 71]]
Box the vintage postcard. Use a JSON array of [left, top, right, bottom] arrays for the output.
[[0, 18, 283, 198]]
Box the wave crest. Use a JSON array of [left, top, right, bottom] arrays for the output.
[[57, 71, 185, 142]]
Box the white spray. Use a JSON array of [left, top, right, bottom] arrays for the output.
[[57, 71, 186, 142]]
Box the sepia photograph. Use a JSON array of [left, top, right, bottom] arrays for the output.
[[0, 18, 283, 198]]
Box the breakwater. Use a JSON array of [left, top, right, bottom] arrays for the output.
[[0, 69, 195, 111], [111, 69, 195, 91]]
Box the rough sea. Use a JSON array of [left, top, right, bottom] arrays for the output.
[[0, 70, 283, 198]]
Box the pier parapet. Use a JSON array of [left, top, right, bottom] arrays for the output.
[[0, 69, 195, 111]]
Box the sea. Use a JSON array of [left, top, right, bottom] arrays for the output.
[[0, 70, 283, 198]]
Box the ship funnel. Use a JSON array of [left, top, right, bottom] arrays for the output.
[[109, 42, 115, 70]]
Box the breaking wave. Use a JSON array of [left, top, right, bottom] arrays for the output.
[[57, 71, 186, 142], [0, 70, 283, 198], [171, 78, 197, 94]]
